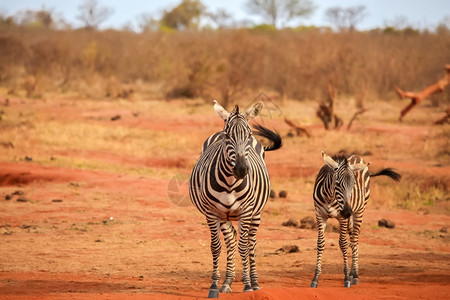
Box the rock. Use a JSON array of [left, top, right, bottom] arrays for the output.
[[12, 190, 24, 196], [269, 189, 276, 198], [282, 218, 298, 227], [16, 197, 29, 202], [111, 115, 121, 121], [279, 190, 287, 198], [51, 199, 63, 203], [5, 194, 12, 200], [25, 156, 33, 161], [378, 219, 395, 229], [280, 245, 299, 253], [439, 227, 447, 233], [299, 216, 317, 229]]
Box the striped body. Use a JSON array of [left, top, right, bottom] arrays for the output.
[[190, 131, 269, 220], [313, 155, 370, 219], [311, 154, 370, 288], [189, 102, 281, 297]]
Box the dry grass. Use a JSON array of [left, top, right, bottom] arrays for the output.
[[0, 91, 448, 215], [1, 28, 449, 106]]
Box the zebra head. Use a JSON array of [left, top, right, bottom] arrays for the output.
[[214, 100, 263, 180], [322, 151, 367, 219]]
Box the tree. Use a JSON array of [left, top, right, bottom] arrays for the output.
[[137, 13, 159, 33], [325, 5, 367, 32], [161, 0, 205, 31], [245, 0, 315, 29], [207, 8, 233, 29], [76, 0, 113, 30], [14, 7, 56, 29]]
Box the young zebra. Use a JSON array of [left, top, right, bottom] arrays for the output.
[[310, 151, 401, 288], [189, 101, 282, 298]]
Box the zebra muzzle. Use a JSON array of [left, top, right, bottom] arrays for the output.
[[340, 202, 353, 219], [233, 155, 249, 180]]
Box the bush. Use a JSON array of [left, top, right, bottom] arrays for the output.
[[0, 27, 449, 103]]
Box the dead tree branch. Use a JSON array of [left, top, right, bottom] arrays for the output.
[[434, 107, 450, 125], [396, 64, 450, 121], [317, 83, 367, 130], [347, 108, 368, 130], [347, 88, 367, 130], [284, 117, 311, 137], [317, 83, 344, 130]]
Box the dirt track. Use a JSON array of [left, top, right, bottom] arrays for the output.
[[0, 97, 449, 299]]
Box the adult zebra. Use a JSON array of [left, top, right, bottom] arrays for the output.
[[310, 151, 401, 288], [189, 100, 282, 298]]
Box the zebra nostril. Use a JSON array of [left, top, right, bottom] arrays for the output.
[[340, 202, 353, 219], [233, 164, 248, 180]]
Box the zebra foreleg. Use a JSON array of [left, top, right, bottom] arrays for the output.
[[249, 216, 261, 290], [311, 216, 327, 288], [207, 219, 222, 298], [238, 218, 253, 292], [349, 214, 363, 285], [219, 221, 237, 293], [339, 218, 351, 288]]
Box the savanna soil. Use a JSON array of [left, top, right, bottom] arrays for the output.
[[0, 94, 449, 299]]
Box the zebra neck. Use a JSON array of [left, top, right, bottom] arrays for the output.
[[323, 171, 336, 202], [208, 145, 242, 188]]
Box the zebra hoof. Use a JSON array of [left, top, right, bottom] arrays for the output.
[[243, 284, 253, 292], [207, 288, 220, 298], [251, 282, 260, 290], [310, 281, 318, 288], [219, 284, 232, 293], [344, 281, 351, 288], [352, 278, 359, 285]]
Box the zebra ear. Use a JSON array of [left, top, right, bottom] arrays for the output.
[[322, 151, 339, 169], [245, 102, 263, 120], [349, 162, 369, 172], [213, 100, 230, 120]]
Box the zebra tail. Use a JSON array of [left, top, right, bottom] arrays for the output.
[[370, 168, 401, 182], [253, 124, 282, 152]]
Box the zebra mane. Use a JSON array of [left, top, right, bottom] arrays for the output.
[[331, 154, 348, 166]]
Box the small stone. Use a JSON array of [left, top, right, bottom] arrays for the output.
[[52, 199, 63, 203], [378, 219, 395, 229], [5, 194, 12, 200], [279, 190, 287, 198], [282, 218, 298, 227], [384, 220, 395, 229], [111, 115, 121, 121], [16, 197, 29, 202], [25, 156, 33, 161], [12, 190, 24, 196], [439, 227, 447, 233], [299, 216, 317, 229], [280, 245, 299, 253]]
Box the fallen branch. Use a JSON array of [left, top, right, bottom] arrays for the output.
[[347, 108, 368, 130], [434, 107, 450, 125], [284, 117, 311, 137], [396, 65, 450, 121]]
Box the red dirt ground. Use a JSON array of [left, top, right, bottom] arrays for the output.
[[0, 97, 449, 299]]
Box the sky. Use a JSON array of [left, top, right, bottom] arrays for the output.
[[1, 0, 449, 31]]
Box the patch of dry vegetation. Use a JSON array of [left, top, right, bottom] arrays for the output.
[[1, 28, 449, 107]]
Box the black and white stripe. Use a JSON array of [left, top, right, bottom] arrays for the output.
[[310, 152, 401, 288], [190, 101, 282, 298]]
